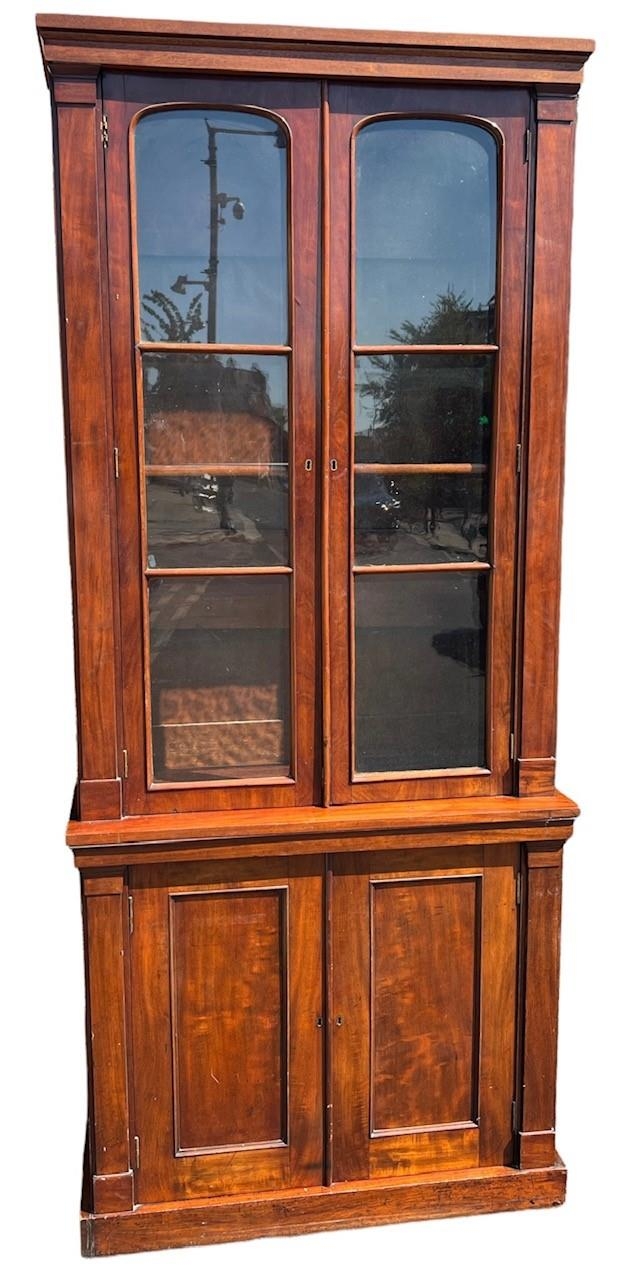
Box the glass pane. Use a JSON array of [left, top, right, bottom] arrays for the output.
[[147, 475, 289, 569], [143, 353, 288, 465], [136, 109, 288, 344], [354, 573, 486, 773], [149, 576, 291, 782], [355, 120, 497, 345], [355, 474, 488, 565], [355, 354, 494, 464]]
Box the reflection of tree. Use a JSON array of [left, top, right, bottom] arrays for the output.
[[387, 287, 494, 347], [358, 289, 492, 539], [359, 289, 491, 464], [141, 289, 204, 342]]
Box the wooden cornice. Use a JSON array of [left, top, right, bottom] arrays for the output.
[[36, 14, 594, 91]]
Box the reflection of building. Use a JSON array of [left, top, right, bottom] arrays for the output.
[[144, 357, 286, 466]]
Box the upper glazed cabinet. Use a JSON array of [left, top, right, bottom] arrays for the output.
[[38, 15, 592, 1259], [91, 74, 529, 815]]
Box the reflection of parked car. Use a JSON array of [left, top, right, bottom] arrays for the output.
[[356, 475, 401, 531]]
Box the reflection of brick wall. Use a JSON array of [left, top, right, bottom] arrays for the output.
[[157, 717, 286, 773], [156, 682, 285, 772], [145, 409, 282, 467], [150, 617, 290, 778]]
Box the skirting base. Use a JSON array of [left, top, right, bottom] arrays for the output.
[[81, 1159, 567, 1256]]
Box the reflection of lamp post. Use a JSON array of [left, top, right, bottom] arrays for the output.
[[170, 120, 285, 343]]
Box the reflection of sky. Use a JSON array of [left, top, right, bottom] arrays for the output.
[[356, 120, 496, 344], [136, 110, 288, 344]]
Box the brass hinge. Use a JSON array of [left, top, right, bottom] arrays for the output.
[[100, 113, 109, 149], [128, 894, 134, 936], [523, 127, 530, 163], [122, 747, 128, 778], [512, 1099, 519, 1132], [510, 732, 516, 761], [134, 1135, 140, 1169], [113, 446, 119, 479], [516, 442, 522, 475], [516, 871, 522, 906]]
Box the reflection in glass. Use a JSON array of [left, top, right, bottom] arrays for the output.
[[147, 475, 289, 568], [149, 576, 291, 781], [354, 573, 486, 773], [355, 354, 494, 464], [355, 474, 488, 565], [355, 120, 497, 345], [143, 353, 288, 465], [135, 109, 288, 344]]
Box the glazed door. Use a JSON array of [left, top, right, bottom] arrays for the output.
[[103, 75, 320, 814], [326, 84, 530, 803], [129, 857, 324, 1202], [330, 846, 519, 1180]]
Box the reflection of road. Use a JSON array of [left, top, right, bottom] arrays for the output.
[[147, 475, 288, 568], [355, 572, 486, 773], [356, 514, 487, 565]]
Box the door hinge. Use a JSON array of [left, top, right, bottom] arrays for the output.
[[523, 127, 530, 163], [100, 113, 109, 149], [512, 1099, 519, 1132], [122, 747, 128, 778], [516, 442, 522, 475], [113, 446, 119, 479], [516, 871, 522, 906], [128, 894, 134, 936], [510, 732, 516, 761], [133, 1135, 140, 1169]]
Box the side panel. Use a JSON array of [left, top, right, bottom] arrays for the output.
[[517, 96, 578, 795], [53, 78, 121, 818]]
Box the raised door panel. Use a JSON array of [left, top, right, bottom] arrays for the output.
[[130, 856, 323, 1202], [331, 846, 518, 1182]]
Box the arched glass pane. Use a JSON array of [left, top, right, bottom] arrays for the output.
[[355, 119, 497, 345], [135, 109, 288, 344]]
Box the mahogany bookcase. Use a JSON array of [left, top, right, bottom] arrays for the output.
[[37, 13, 593, 1257]]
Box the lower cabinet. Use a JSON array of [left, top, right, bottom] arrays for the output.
[[128, 844, 519, 1202]]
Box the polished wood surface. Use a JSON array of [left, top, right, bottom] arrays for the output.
[[37, 15, 593, 92], [53, 76, 121, 812], [518, 96, 578, 779], [171, 888, 287, 1152], [82, 874, 133, 1213], [67, 790, 579, 849], [131, 856, 323, 1202], [40, 17, 589, 1257], [517, 842, 564, 1168], [370, 875, 480, 1132], [81, 1161, 567, 1256], [332, 847, 517, 1182]]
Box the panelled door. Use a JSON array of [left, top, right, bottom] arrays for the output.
[[331, 846, 520, 1181], [130, 856, 324, 1202]]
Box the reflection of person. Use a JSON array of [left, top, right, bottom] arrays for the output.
[[216, 476, 235, 531]]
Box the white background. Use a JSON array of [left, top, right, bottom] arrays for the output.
[[1, 1, 625, 1274]]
